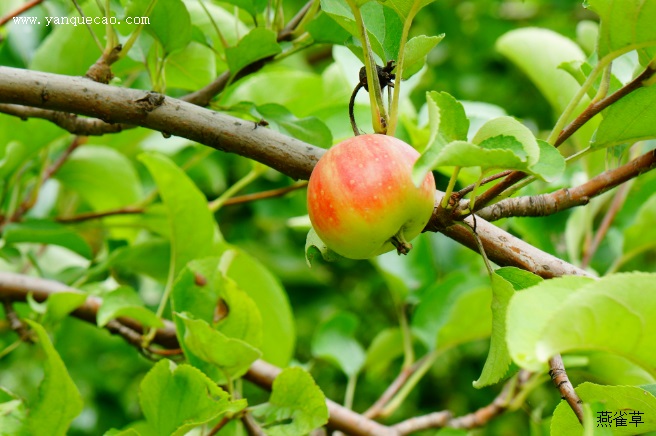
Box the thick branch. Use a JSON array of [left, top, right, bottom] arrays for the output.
[[0, 66, 321, 180], [476, 148, 656, 221]]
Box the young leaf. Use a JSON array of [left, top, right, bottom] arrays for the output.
[[225, 28, 282, 77], [139, 360, 246, 436], [109, 239, 171, 283], [364, 328, 404, 376], [473, 273, 515, 388], [402, 34, 444, 79], [384, 0, 437, 21], [622, 193, 656, 260], [24, 320, 83, 436], [472, 116, 539, 166], [585, 0, 656, 65], [412, 91, 469, 184], [591, 85, 656, 149], [494, 266, 543, 290], [251, 367, 329, 435], [3, 220, 92, 259], [147, 0, 192, 55], [496, 28, 586, 114], [139, 152, 215, 277], [177, 313, 261, 381], [42, 291, 87, 325], [164, 42, 216, 91], [97, 286, 163, 329], [312, 312, 366, 377], [528, 139, 566, 182], [551, 383, 656, 435]]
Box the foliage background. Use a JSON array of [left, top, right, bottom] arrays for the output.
[[1, 0, 655, 435]]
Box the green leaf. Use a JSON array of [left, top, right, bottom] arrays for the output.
[[139, 152, 215, 277], [528, 273, 656, 376], [473, 273, 515, 388], [419, 139, 525, 171], [55, 145, 142, 211], [139, 360, 246, 436], [529, 139, 566, 182], [312, 312, 366, 377], [472, 116, 539, 167], [218, 248, 295, 366], [148, 0, 192, 54], [97, 286, 163, 329], [592, 85, 656, 149], [402, 35, 444, 79], [496, 28, 586, 114], [412, 272, 491, 351], [255, 103, 333, 148], [42, 291, 87, 325], [551, 383, 656, 435], [177, 313, 261, 381], [413, 91, 469, 184], [585, 0, 656, 64], [219, 0, 267, 17], [3, 220, 92, 259], [251, 367, 328, 436], [585, 352, 655, 386], [305, 227, 346, 267], [164, 42, 216, 91], [0, 388, 27, 435], [384, 0, 438, 21], [24, 320, 83, 436], [494, 266, 543, 290], [320, 0, 400, 62], [306, 12, 351, 45], [225, 28, 282, 76]]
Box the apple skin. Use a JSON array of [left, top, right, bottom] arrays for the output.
[[307, 134, 436, 259]]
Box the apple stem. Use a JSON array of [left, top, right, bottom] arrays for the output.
[[390, 228, 413, 256]]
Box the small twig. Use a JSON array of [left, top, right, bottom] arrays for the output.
[[242, 413, 266, 436], [223, 181, 308, 206], [207, 416, 231, 436], [394, 411, 452, 435], [456, 170, 512, 199], [581, 181, 631, 268], [476, 148, 656, 221], [363, 358, 424, 419], [548, 355, 584, 424], [470, 64, 656, 213], [43, 136, 86, 181], [56, 205, 144, 223], [2, 300, 34, 343], [277, 0, 314, 42], [0, 0, 44, 26]]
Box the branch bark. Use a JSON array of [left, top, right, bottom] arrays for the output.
[[476, 148, 656, 221]]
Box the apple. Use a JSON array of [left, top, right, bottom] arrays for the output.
[[307, 134, 436, 259]]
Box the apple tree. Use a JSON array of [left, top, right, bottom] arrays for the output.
[[0, 0, 656, 434]]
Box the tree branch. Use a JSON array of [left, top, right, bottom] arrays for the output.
[[0, 0, 44, 26], [475, 148, 656, 221], [549, 355, 584, 423], [469, 63, 656, 212], [0, 272, 396, 436]]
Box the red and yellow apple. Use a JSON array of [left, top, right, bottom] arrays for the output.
[[307, 134, 436, 259]]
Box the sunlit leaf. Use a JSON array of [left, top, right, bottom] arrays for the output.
[[97, 286, 163, 329]]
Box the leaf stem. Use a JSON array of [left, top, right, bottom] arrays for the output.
[[120, 0, 159, 60], [209, 165, 268, 212], [441, 166, 460, 209], [387, 5, 420, 136], [345, 0, 387, 133], [381, 351, 437, 417], [344, 374, 358, 410], [399, 305, 414, 368]]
